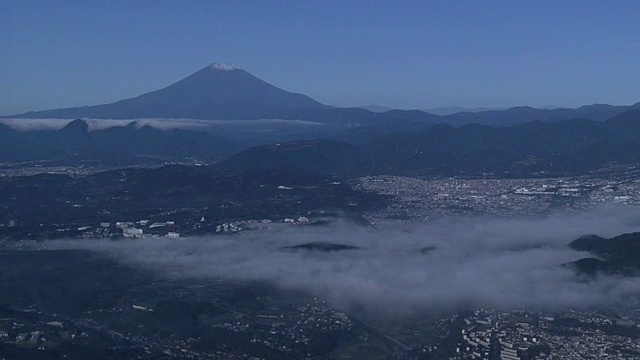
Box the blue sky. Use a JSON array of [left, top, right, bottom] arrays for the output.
[[1, 0, 639, 115]]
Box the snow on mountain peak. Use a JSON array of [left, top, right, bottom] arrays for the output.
[[210, 63, 240, 71]]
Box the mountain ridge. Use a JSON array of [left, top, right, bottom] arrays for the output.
[[4, 109, 640, 175], [215, 109, 640, 177], [9, 63, 327, 121], [5, 63, 640, 126], [0, 118, 239, 164]]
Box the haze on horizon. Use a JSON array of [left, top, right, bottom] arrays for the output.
[[1, 0, 639, 115]]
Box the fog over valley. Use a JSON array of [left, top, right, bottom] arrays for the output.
[[0, 117, 326, 132], [49, 205, 640, 315]]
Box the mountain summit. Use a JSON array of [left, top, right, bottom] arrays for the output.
[[8, 63, 640, 125], [11, 63, 327, 120], [208, 62, 241, 71]]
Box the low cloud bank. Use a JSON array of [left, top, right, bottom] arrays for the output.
[[50, 204, 640, 313], [0, 118, 326, 132]]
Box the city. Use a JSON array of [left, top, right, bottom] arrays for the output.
[[2, 164, 640, 358], [3, 2, 640, 358]]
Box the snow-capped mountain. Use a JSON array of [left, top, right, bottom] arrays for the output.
[[11, 63, 327, 120]]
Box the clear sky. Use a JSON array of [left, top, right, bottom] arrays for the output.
[[1, 0, 639, 115]]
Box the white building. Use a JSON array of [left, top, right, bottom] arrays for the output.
[[123, 227, 143, 238]]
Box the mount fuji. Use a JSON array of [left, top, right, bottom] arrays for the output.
[[7, 63, 640, 126], [10, 63, 329, 121]]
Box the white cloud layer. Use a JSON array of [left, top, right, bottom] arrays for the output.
[[49, 204, 640, 314], [0, 118, 326, 132]]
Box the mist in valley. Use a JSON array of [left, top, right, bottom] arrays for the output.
[[50, 204, 640, 315]]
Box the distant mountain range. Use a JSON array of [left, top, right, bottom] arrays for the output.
[[360, 105, 506, 115], [4, 109, 640, 175], [5, 62, 640, 175], [5, 63, 640, 126], [217, 109, 640, 177], [422, 106, 506, 116], [0, 119, 238, 165]]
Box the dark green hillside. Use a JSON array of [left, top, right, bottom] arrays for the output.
[[216, 139, 365, 175], [281, 242, 361, 252], [0, 165, 388, 235], [0, 119, 239, 165], [567, 232, 640, 275]]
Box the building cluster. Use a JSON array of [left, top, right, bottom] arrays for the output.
[[214, 297, 352, 358], [448, 308, 640, 360], [355, 169, 640, 226], [42, 219, 182, 239], [0, 311, 90, 352], [116, 220, 178, 238], [214, 219, 273, 233]]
